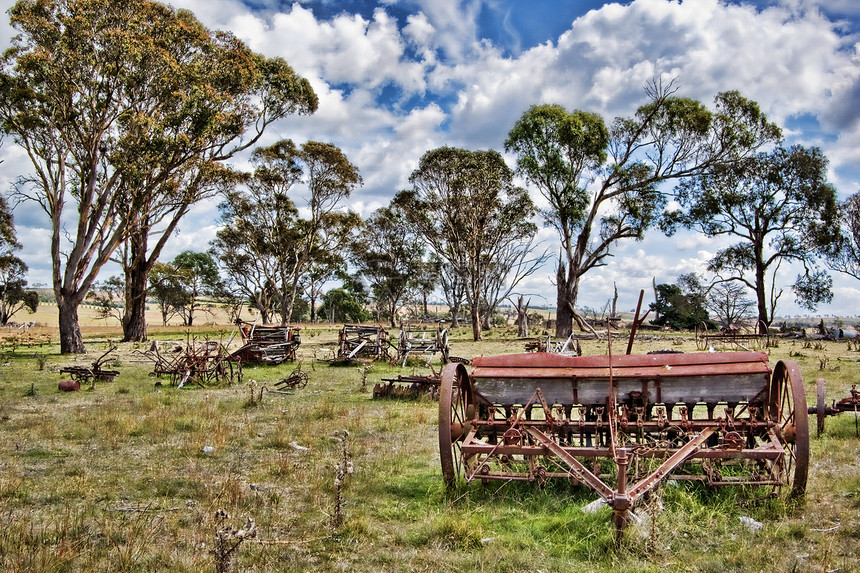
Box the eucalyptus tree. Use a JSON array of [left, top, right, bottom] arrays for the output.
[[828, 191, 860, 283], [212, 140, 361, 326], [298, 262, 333, 324], [396, 147, 538, 341], [663, 145, 841, 325], [707, 282, 756, 328], [171, 251, 223, 327], [149, 262, 191, 327], [0, 196, 37, 325], [352, 203, 426, 327], [0, 0, 317, 352], [432, 253, 466, 328], [505, 80, 781, 337], [480, 236, 550, 330]]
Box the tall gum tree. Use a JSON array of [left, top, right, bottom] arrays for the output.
[[662, 145, 841, 325], [0, 0, 317, 352], [505, 80, 781, 338], [212, 140, 361, 326], [827, 191, 860, 285], [396, 147, 537, 341], [351, 203, 426, 327]]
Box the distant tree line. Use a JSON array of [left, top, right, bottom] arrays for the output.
[[1, 0, 858, 351]]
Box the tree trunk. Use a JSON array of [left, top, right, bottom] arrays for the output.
[[481, 311, 491, 331], [555, 262, 575, 338], [516, 296, 530, 338], [122, 231, 150, 342], [309, 296, 317, 323], [754, 243, 770, 327], [470, 303, 482, 341], [755, 273, 769, 327], [450, 304, 460, 328], [58, 295, 85, 354]]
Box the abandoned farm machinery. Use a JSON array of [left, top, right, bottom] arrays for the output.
[[438, 348, 809, 539]]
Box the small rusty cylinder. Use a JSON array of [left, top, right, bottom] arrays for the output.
[[783, 423, 797, 443], [449, 421, 472, 442], [58, 379, 80, 392]]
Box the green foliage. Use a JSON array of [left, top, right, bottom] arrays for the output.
[[505, 81, 781, 337], [351, 202, 426, 326], [664, 145, 841, 324], [827, 190, 860, 282], [212, 139, 361, 325], [396, 146, 538, 341], [171, 251, 223, 327], [0, 0, 317, 351], [149, 262, 191, 326], [319, 288, 371, 323], [0, 196, 38, 326], [651, 283, 712, 330]]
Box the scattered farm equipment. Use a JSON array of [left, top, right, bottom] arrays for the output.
[[145, 337, 241, 387], [59, 347, 120, 385], [525, 334, 582, 356], [231, 321, 300, 365], [439, 349, 808, 540], [812, 379, 859, 437], [396, 326, 451, 366], [337, 324, 391, 361], [374, 373, 441, 399], [696, 321, 770, 351]]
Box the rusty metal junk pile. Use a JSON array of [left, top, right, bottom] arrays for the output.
[[439, 349, 808, 539], [525, 334, 583, 356], [60, 346, 120, 385], [375, 326, 469, 399], [230, 320, 301, 365], [144, 338, 241, 387]]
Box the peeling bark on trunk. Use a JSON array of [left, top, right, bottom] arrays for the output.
[[58, 296, 85, 354]]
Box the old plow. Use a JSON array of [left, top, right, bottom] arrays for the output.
[[696, 321, 770, 351], [145, 338, 241, 387], [439, 350, 808, 540], [60, 346, 120, 386], [374, 373, 441, 400]]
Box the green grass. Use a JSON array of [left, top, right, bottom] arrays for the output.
[[0, 326, 858, 571]]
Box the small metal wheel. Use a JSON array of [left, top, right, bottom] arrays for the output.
[[439, 362, 473, 486], [291, 368, 309, 389], [816, 378, 827, 437], [695, 322, 708, 351], [768, 360, 809, 496]]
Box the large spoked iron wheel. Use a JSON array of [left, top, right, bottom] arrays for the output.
[[439, 363, 473, 486], [768, 360, 809, 496]]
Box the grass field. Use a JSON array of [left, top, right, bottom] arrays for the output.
[[0, 316, 858, 572]]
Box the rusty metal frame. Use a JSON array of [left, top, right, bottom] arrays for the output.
[[230, 320, 301, 365], [337, 324, 392, 361]]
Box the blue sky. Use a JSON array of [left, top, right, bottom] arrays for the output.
[[2, 0, 860, 318]]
